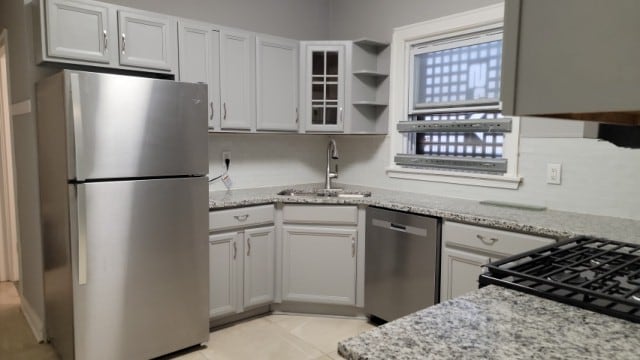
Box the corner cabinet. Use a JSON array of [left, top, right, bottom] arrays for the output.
[[35, 0, 178, 74], [302, 44, 346, 132], [280, 205, 360, 306], [440, 221, 555, 301], [208, 205, 275, 319], [300, 40, 389, 134]]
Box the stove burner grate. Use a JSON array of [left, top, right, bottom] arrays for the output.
[[479, 236, 640, 323]]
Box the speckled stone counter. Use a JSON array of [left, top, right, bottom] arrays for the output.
[[337, 285, 640, 360], [209, 183, 640, 244]]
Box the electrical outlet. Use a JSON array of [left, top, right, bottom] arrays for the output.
[[222, 151, 231, 165], [547, 163, 562, 185]]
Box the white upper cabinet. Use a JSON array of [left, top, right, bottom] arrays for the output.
[[36, 0, 177, 74], [219, 28, 255, 130], [117, 9, 176, 71], [43, 0, 114, 63], [302, 44, 346, 132], [256, 35, 299, 131], [178, 21, 220, 129]]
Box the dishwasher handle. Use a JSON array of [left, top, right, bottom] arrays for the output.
[[389, 223, 407, 231], [371, 218, 428, 237]]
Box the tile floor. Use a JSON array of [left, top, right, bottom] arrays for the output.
[[0, 281, 58, 360], [0, 281, 374, 360]]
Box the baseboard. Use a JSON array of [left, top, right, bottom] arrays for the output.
[[20, 295, 45, 343]]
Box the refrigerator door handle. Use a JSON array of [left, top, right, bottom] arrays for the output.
[[70, 73, 85, 181], [76, 185, 88, 285]]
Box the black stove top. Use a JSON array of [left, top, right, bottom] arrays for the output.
[[479, 236, 640, 323]]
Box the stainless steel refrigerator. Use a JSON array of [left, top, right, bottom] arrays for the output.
[[36, 70, 209, 360]]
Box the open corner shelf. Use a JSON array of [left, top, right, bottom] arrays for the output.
[[352, 100, 388, 107], [353, 38, 389, 52], [353, 70, 389, 79]]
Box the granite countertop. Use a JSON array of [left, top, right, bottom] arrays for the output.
[[337, 285, 640, 360], [209, 183, 640, 244]]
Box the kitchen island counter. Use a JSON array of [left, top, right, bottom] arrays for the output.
[[337, 285, 640, 360], [209, 183, 640, 244]]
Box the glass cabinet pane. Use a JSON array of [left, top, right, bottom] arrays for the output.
[[312, 52, 324, 75], [312, 84, 324, 100], [326, 52, 338, 75], [312, 107, 324, 124], [326, 84, 337, 100], [325, 107, 338, 125]]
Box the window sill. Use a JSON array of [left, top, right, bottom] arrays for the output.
[[386, 166, 522, 189]]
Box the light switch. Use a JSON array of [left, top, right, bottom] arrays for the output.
[[546, 163, 562, 185]]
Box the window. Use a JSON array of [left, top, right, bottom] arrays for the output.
[[387, 4, 521, 189]]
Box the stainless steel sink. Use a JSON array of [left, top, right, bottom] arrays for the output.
[[277, 189, 371, 198]]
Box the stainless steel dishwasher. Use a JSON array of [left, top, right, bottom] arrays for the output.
[[365, 207, 441, 322]]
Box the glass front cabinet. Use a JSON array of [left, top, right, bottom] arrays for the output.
[[303, 44, 345, 132]]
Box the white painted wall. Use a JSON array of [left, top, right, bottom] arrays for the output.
[[207, 134, 327, 191], [328, 0, 640, 220]]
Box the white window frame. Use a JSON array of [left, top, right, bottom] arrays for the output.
[[386, 3, 522, 189]]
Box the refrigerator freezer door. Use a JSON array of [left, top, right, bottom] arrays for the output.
[[67, 71, 208, 180], [69, 177, 209, 360]]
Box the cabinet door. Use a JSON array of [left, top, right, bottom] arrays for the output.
[[256, 35, 299, 131], [282, 226, 356, 305], [45, 0, 113, 63], [117, 9, 176, 71], [178, 21, 220, 128], [219, 29, 254, 130], [440, 247, 490, 301], [243, 226, 275, 308], [209, 232, 241, 318], [304, 45, 345, 132]]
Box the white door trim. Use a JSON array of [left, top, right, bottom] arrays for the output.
[[0, 29, 21, 282]]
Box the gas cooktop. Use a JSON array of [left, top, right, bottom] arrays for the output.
[[479, 236, 640, 323]]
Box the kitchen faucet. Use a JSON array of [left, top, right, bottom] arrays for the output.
[[325, 138, 339, 190]]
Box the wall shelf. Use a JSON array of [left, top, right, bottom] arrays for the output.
[[353, 70, 388, 79], [353, 38, 389, 52], [353, 100, 388, 107]]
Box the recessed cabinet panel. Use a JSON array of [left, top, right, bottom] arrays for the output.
[[256, 35, 299, 131], [178, 21, 219, 128], [118, 10, 175, 71], [45, 0, 112, 63], [282, 226, 357, 305], [220, 29, 254, 130], [243, 226, 276, 308], [440, 247, 490, 301], [209, 232, 240, 318]]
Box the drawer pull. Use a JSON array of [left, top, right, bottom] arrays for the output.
[[234, 214, 249, 222], [476, 234, 499, 245], [247, 238, 251, 256], [351, 236, 356, 258]]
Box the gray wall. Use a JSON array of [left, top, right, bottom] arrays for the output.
[[0, 0, 54, 332], [104, 0, 330, 39], [328, 0, 502, 41]]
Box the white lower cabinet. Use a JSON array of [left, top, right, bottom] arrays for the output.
[[243, 227, 276, 308], [209, 205, 275, 319], [441, 247, 491, 301], [208, 231, 240, 318], [282, 225, 357, 306], [440, 221, 555, 301]]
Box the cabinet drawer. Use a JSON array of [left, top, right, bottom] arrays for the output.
[[443, 221, 554, 257], [283, 205, 358, 225], [210, 205, 274, 231]]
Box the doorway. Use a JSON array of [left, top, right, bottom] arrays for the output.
[[0, 29, 20, 283]]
